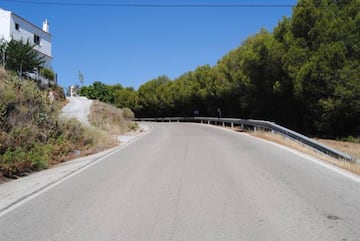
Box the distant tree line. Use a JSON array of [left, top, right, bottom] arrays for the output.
[[79, 0, 360, 138]]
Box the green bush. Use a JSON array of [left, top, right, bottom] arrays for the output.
[[40, 68, 55, 81], [0, 143, 51, 176], [0, 148, 30, 177], [28, 143, 51, 170]]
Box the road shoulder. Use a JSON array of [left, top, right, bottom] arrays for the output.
[[0, 124, 150, 216]]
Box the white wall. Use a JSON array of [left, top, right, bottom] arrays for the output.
[[0, 8, 52, 67], [10, 14, 52, 66], [0, 9, 11, 41]]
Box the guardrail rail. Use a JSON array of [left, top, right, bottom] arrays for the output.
[[135, 117, 354, 162]]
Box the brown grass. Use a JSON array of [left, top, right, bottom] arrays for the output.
[[0, 67, 8, 82], [80, 127, 118, 155], [67, 100, 139, 160], [314, 138, 360, 161], [249, 131, 360, 176], [89, 100, 137, 135]]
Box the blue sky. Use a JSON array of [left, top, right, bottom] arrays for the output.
[[0, 0, 297, 89]]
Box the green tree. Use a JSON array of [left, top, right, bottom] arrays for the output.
[[2, 39, 45, 76], [78, 81, 112, 103], [113, 87, 139, 110], [281, 0, 360, 135], [137, 75, 171, 117], [40, 67, 55, 81]]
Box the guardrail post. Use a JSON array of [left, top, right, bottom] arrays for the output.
[[208, 120, 210, 124], [222, 122, 225, 127], [231, 122, 234, 128]]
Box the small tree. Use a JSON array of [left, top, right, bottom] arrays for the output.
[[3, 39, 45, 76], [40, 67, 55, 81]]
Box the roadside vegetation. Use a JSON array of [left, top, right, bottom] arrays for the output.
[[0, 68, 136, 181], [89, 100, 137, 135], [0, 70, 76, 179], [0, 39, 45, 77]]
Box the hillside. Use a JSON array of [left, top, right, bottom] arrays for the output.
[[0, 68, 136, 180]]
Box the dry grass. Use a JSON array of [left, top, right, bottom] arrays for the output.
[[80, 127, 118, 155], [0, 67, 8, 82], [249, 130, 360, 176], [60, 101, 138, 161], [89, 100, 137, 135], [314, 138, 360, 161]]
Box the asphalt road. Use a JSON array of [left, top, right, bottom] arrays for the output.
[[0, 123, 359, 241]]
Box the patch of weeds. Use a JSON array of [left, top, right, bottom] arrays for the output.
[[340, 136, 360, 144]]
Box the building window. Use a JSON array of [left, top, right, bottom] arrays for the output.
[[15, 23, 19, 30], [34, 34, 40, 45]]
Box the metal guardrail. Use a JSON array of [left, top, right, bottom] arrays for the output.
[[135, 117, 354, 162]]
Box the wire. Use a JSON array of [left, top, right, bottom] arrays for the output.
[[0, 0, 295, 8]]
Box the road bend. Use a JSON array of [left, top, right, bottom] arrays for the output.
[[0, 123, 359, 241]]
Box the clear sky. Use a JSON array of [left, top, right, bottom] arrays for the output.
[[0, 0, 297, 89]]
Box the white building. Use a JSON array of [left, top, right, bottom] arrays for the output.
[[0, 7, 52, 67]]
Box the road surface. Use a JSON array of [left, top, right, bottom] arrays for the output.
[[0, 123, 359, 241]]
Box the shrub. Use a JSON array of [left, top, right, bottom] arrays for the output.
[[0, 69, 137, 178], [0, 67, 8, 81], [0, 71, 99, 178], [40, 67, 55, 81], [128, 122, 138, 131], [123, 107, 135, 120], [28, 143, 51, 170], [0, 148, 31, 177]]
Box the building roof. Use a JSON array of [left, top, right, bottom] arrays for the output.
[[0, 7, 51, 36]]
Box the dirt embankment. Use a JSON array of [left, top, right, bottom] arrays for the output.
[[314, 139, 360, 161]]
